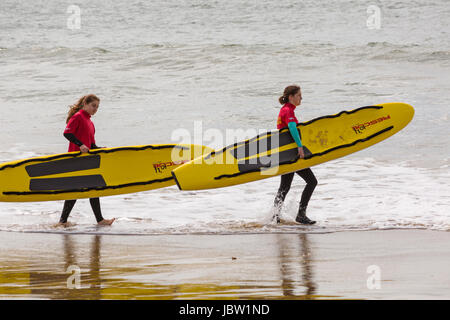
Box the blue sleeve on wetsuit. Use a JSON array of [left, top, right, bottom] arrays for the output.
[[288, 122, 303, 147]]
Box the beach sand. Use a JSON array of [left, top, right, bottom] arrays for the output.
[[0, 229, 449, 300]]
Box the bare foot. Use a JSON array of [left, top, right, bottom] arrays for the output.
[[98, 218, 115, 226], [54, 222, 67, 228], [53, 222, 73, 228]]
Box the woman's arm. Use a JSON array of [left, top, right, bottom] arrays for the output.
[[63, 133, 89, 153], [287, 122, 305, 159], [287, 122, 302, 147], [63, 133, 83, 147]]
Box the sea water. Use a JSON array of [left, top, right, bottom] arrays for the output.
[[0, 0, 448, 234]]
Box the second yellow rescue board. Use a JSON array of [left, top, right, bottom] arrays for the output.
[[172, 103, 414, 190]]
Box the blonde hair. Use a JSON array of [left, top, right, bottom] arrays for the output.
[[66, 94, 100, 123]]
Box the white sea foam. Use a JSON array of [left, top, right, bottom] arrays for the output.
[[0, 158, 448, 235]]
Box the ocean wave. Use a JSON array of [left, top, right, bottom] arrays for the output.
[[363, 42, 449, 63], [0, 41, 447, 70], [0, 46, 113, 62]]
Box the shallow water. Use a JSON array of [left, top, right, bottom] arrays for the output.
[[0, 157, 448, 235]]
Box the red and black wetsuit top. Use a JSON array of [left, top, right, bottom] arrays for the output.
[[64, 109, 98, 152]]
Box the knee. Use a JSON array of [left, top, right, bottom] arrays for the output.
[[309, 177, 318, 187]]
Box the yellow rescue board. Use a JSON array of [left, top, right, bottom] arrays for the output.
[[0, 144, 213, 202], [172, 103, 414, 190]]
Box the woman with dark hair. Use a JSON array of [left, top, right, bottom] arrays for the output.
[[57, 94, 115, 227], [273, 85, 317, 225]]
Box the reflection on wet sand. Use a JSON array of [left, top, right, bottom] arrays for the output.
[[2, 233, 304, 299], [1, 230, 448, 299], [27, 235, 102, 299], [299, 234, 317, 298], [276, 233, 317, 299]]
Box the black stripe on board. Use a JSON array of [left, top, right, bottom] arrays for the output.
[[3, 176, 174, 196], [25, 155, 101, 177], [236, 147, 301, 172], [0, 144, 188, 172], [29, 175, 107, 191], [214, 125, 394, 180], [231, 130, 299, 160], [206, 105, 383, 160]]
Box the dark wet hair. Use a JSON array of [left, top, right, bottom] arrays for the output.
[[279, 85, 301, 105]]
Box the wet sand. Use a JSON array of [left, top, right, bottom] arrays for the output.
[[0, 229, 449, 300]]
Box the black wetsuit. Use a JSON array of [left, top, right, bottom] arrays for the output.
[[59, 134, 104, 223], [274, 102, 318, 224], [274, 168, 318, 211]]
